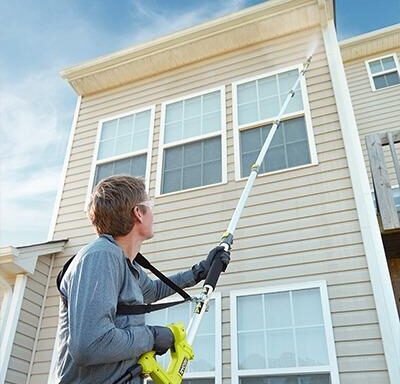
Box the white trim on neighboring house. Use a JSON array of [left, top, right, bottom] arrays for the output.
[[0, 276, 12, 349], [48, 96, 82, 241], [0, 274, 27, 384], [84, 105, 156, 210], [231, 64, 318, 182], [230, 281, 340, 384], [155, 86, 227, 197], [322, 19, 400, 382], [365, 53, 400, 92]]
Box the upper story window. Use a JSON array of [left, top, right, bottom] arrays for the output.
[[230, 282, 339, 384], [366, 54, 400, 91], [146, 294, 221, 383], [87, 106, 155, 199], [156, 88, 227, 195], [232, 67, 317, 180]]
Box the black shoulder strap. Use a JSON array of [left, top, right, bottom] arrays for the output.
[[56, 253, 193, 315]]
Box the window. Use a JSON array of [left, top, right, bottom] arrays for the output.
[[366, 54, 400, 91], [145, 294, 221, 384], [230, 282, 339, 384], [87, 106, 155, 197], [156, 88, 227, 195], [232, 67, 317, 179]]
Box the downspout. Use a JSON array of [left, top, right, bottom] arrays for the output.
[[0, 274, 28, 384], [322, 18, 400, 383]]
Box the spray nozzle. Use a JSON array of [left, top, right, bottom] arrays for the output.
[[301, 55, 313, 74]]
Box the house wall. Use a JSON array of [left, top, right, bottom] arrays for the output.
[[5, 256, 52, 384], [344, 49, 400, 189], [30, 26, 390, 383]]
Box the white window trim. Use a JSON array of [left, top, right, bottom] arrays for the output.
[[155, 86, 227, 197], [144, 291, 222, 383], [230, 280, 340, 384], [232, 64, 318, 182], [84, 105, 156, 211], [365, 53, 400, 92]]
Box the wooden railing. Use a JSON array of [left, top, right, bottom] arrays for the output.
[[366, 130, 400, 231]]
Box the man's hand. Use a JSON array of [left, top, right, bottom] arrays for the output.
[[192, 246, 231, 284], [148, 326, 174, 355]]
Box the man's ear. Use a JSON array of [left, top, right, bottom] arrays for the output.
[[132, 206, 144, 224]]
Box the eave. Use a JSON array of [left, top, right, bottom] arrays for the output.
[[340, 24, 400, 63], [61, 0, 333, 96]]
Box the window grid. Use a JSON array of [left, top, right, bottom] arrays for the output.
[[233, 65, 317, 181], [157, 87, 226, 196], [366, 54, 400, 91], [230, 282, 340, 384], [85, 106, 154, 210]]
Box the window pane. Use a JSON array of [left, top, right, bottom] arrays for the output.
[[237, 295, 264, 331], [265, 145, 286, 172], [285, 92, 303, 114], [386, 71, 400, 86], [118, 115, 134, 136], [184, 96, 202, 119], [238, 102, 258, 125], [183, 379, 214, 384], [293, 289, 324, 326], [204, 137, 221, 161], [203, 91, 220, 113], [239, 374, 330, 384], [262, 124, 284, 146], [167, 302, 190, 324], [191, 334, 215, 371], [132, 132, 149, 151], [259, 97, 280, 120], [162, 137, 221, 194], [258, 76, 278, 99], [97, 139, 115, 160], [164, 146, 182, 170], [241, 128, 261, 153], [285, 118, 308, 142], [202, 111, 221, 134], [203, 161, 221, 185], [196, 300, 215, 335], [94, 155, 146, 186], [238, 331, 266, 369], [166, 101, 183, 123], [183, 165, 202, 189], [165, 121, 183, 143], [373, 74, 387, 89], [369, 59, 383, 74], [183, 117, 202, 139], [238, 81, 257, 104], [135, 110, 151, 132], [264, 292, 292, 328], [163, 169, 182, 193], [101, 120, 118, 140], [115, 135, 133, 156], [184, 142, 202, 166], [296, 326, 329, 366], [278, 70, 300, 94], [266, 329, 296, 368], [381, 56, 396, 71], [241, 151, 258, 177], [287, 141, 310, 168]]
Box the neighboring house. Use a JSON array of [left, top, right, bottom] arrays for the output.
[[1, 1, 400, 384]]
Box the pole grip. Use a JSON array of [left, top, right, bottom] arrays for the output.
[[203, 256, 225, 290]]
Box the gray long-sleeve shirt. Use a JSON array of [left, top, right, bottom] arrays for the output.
[[56, 234, 197, 384]]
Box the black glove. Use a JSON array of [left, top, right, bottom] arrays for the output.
[[192, 246, 231, 284], [148, 326, 174, 355]]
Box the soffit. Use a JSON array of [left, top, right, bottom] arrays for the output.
[[61, 0, 330, 96]]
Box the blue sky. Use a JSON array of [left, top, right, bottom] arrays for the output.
[[1, 0, 399, 247]]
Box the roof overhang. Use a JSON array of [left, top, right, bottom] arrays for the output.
[[0, 240, 67, 280], [61, 0, 334, 96], [340, 24, 400, 63]]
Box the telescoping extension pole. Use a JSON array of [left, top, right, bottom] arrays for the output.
[[114, 56, 312, 384], [186, 55, 312, 345]]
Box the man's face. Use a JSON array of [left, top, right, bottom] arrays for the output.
[[137, 198, 154, 240]]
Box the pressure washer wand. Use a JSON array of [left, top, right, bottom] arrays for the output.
[[186, 56, 313, 345]]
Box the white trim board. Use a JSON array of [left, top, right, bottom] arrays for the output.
[[322, 19, 400, 383]]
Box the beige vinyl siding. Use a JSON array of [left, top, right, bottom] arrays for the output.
[[344, 49, 400, 189], [5, 256, 52, 384], [32, 26, 388, 383]]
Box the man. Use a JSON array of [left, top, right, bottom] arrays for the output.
[[56, 175, 230, 383]]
